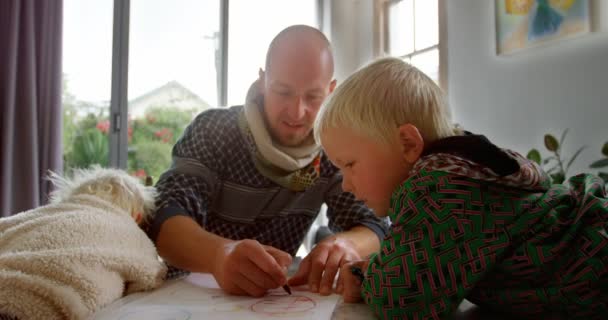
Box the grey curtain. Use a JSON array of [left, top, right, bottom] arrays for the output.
[[0, 0, 63, 217]]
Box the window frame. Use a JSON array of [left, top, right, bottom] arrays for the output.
[[106, 0, 321, 168], [109, 0, 130, 168], [373, 0, 447, 91], [107, 0, 230, 168]]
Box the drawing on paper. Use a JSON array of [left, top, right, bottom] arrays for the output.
[[117, 306, 192, 320], [92, 273, 339, 320], [250, 294, 317, 316]]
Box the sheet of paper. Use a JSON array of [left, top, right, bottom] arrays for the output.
[[92, 273, 340, 320]]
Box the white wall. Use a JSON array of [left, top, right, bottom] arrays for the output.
[[306, 0, 376, 232], [329, 0, 375, 82], [329, 0, 607, 176], [446, 0, 608, 176]]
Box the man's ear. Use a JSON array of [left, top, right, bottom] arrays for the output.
[[398, 124, 424, 164], [329, 79, 337, 93], [258, 68, 266, 93]]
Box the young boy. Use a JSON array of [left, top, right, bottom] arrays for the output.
[[314, 57, 607, 319]]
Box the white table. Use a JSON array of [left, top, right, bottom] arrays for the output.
[[93, 254, 513, 319], [92, 274, 505, 320]]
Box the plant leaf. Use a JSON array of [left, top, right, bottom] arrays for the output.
[[598, 172, 608, 183], [559, 128, 569, 148], [602, 142, 608, 157], [544, 134, 559, 152], [526, 149, 541, 164], [566, 146, 587, 171], [590, 158, 608, 168]]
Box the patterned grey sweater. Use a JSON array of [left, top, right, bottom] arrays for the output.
[[146, 106, 387, 276]]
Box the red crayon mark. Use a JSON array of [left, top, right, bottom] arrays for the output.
[[250, 294, 317, 316]]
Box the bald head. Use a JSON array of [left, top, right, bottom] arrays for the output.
[[265, 25, 334, 77], [259, 25, 337, 148]]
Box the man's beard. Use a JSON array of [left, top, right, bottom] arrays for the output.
[[269, 126, 314, 147]]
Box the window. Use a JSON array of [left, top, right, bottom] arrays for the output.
[[227, 0, 317, 106], [62, 0, 113, 171], [375, 0, 444, 87], [62, 0, 319, 178], [127, 0, 220, 181]]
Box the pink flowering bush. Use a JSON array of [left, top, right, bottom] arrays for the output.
[[64, 105, 196, 182]]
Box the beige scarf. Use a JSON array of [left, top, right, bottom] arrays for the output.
[[240, 81, 321, 191]]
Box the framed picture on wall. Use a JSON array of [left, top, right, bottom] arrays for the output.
[[495, 0, 591, 55]]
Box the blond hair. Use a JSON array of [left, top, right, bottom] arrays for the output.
[[48, 166, 157, 222], [314, 57, 458, 146]]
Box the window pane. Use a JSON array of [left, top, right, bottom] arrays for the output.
[[387, 0, 414, 56], [128, 0, 220, 182], [410, 48, 439, 83], [62, 0, 113, 173], [414, 0, 438, 51], [227, 0, 318, 106]]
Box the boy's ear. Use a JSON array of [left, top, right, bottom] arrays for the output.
[[398, 124, 424, 164]]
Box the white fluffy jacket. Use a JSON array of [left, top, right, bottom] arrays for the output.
[[0, 194, 167, 320]]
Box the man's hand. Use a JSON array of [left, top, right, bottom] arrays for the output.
[[212, 239, 292, 297], [288, 236, 361, 295], [339, 260, 369, 303]]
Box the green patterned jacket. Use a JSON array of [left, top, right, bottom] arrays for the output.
[[361, 135, 607, 319]]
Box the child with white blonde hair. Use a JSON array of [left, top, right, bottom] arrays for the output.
[[47, 166, 156, 224], [0, 167, 167, 320], [315, 57, 607, 319]]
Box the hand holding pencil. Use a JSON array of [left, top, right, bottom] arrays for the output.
[[288, 236, 361, 296], [212, 239, 292, 297], [339, 259, 370, 303]]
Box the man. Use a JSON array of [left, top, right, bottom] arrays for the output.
[[147, 25, 387, 297]]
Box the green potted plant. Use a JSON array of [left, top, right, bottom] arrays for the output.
[[589, 141, 608, 184], [526, 129, 586, 184]]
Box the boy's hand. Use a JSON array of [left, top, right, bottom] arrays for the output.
[[339, 260, 369, 303], [288, 236, 360, 295], [212, 239, 292, 297]]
